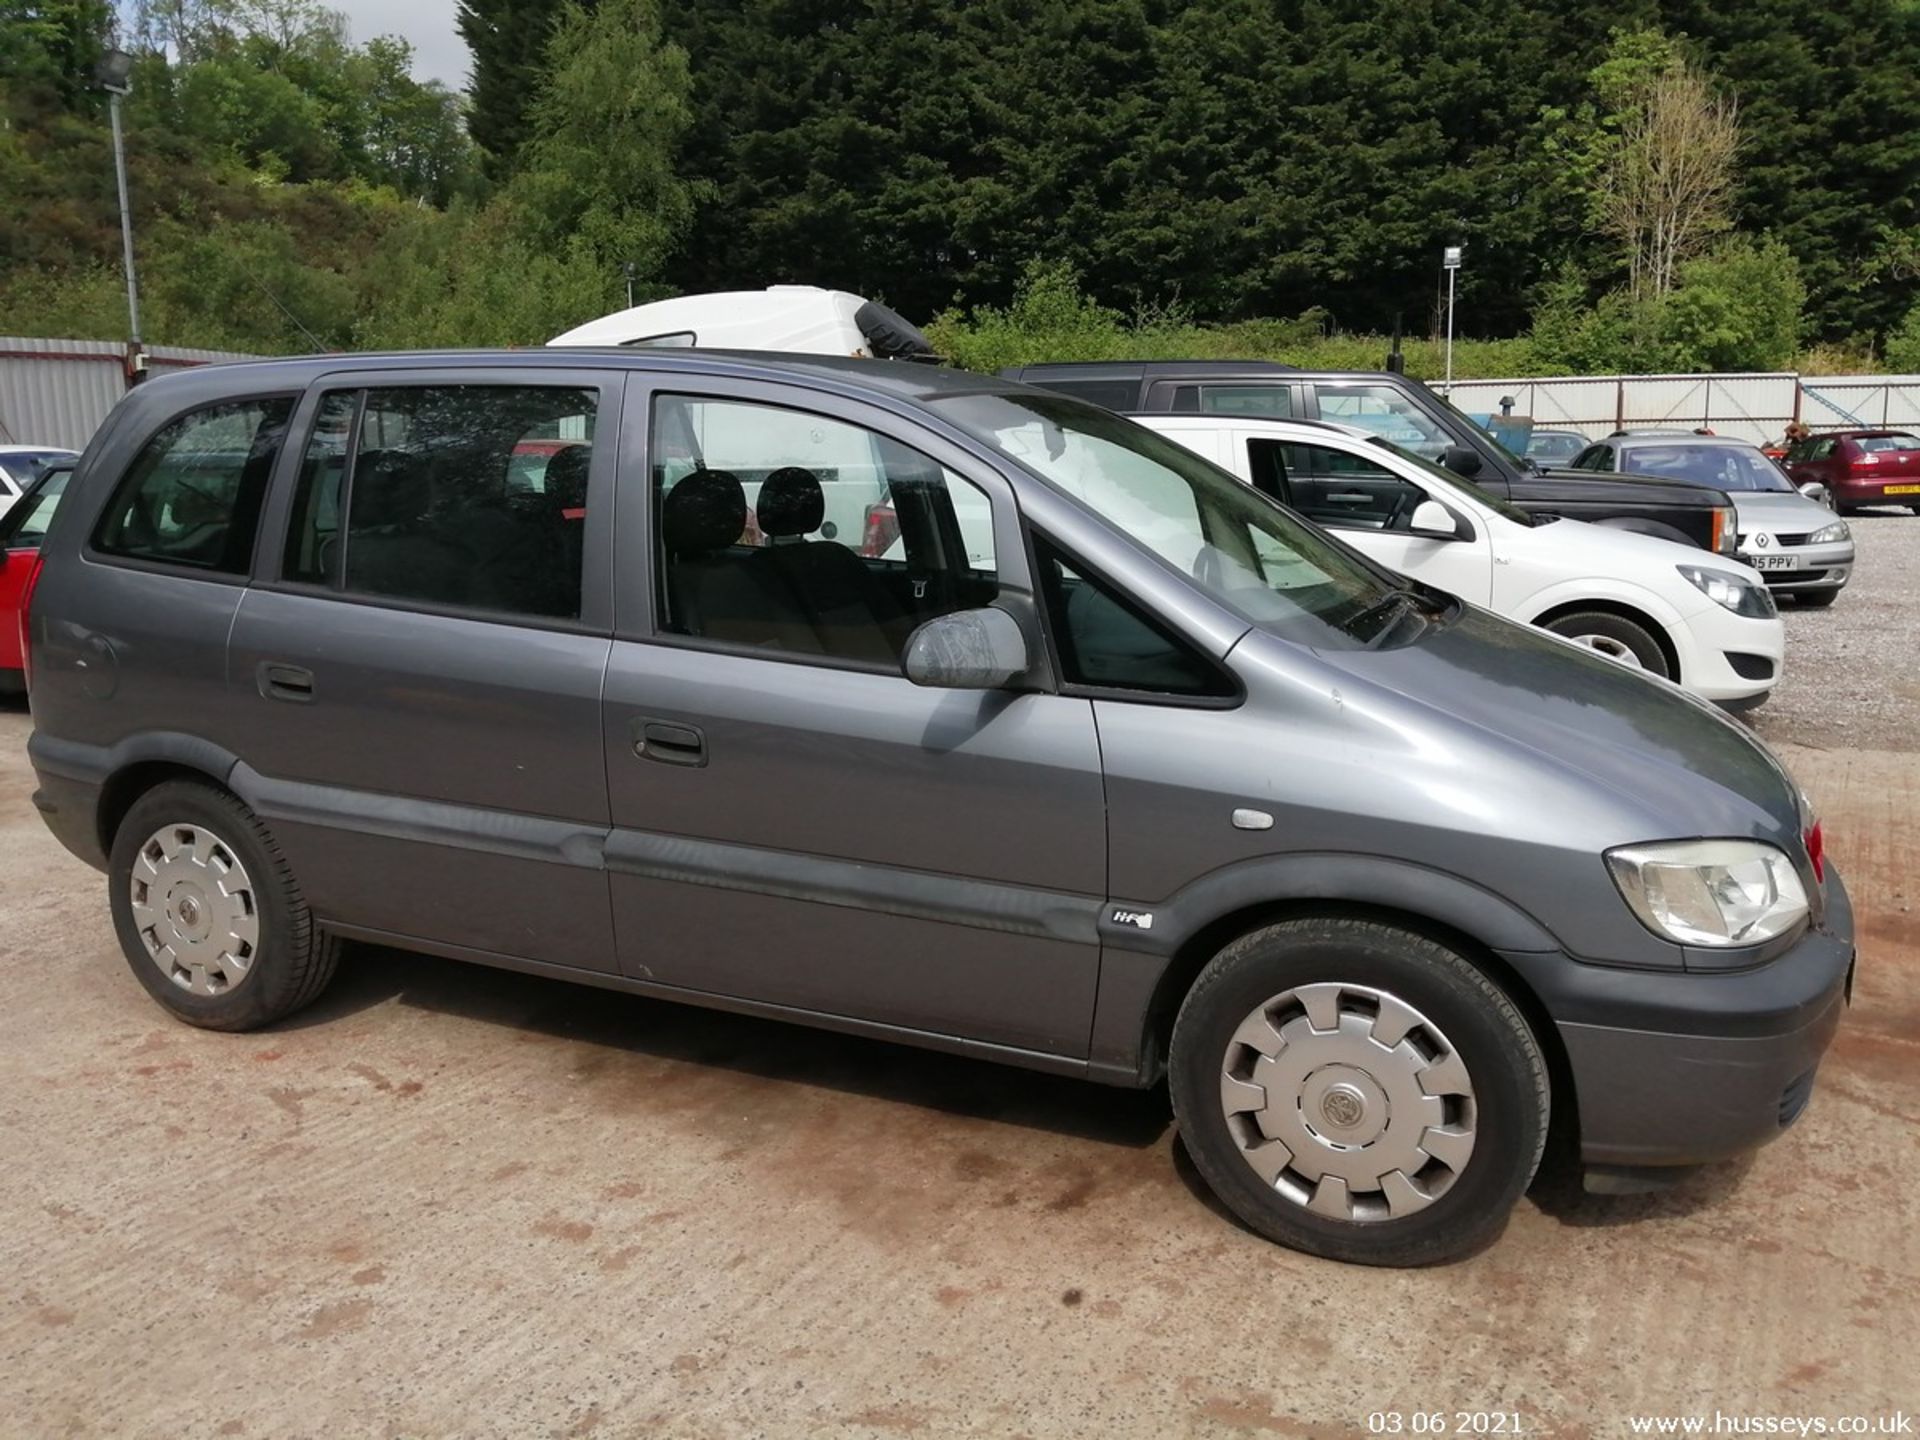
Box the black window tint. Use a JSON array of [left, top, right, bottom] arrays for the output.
[[1168, 385, 1200, 413], [651, 394, 997, 666], [93, 397, 293, 572], [1031, 379, 1140, 411], [1037, 540, 1233, 698], [1199, 384, 1293, 418], [284, 385, 596, 619]]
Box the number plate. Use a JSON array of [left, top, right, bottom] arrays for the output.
[[1885, 483, 1920, 495], [1750, 553, 1802, 571]]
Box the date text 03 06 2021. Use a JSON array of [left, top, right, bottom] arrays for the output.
[[1368, 1414, 1525, 1436]]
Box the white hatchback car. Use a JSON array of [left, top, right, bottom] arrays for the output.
[[1140, 415, 1785, 706]]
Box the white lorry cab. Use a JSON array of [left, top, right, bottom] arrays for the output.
[[547, 285, 936, 361]]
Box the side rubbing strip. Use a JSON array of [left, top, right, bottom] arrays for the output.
[[604, 829, 1103, 945], [235, 765, 606, 869]]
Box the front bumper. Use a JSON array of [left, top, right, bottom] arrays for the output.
[[1502, 865, 1855, 1169], [1668, 599, 1784, 703], [1737, 538, 1854, 594]]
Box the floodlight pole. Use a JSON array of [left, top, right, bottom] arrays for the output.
[[108, 89, 142, 347], [1442, 245, 1463, 398]]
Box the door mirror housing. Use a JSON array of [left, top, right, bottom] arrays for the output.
[[902, 607, 1030, 690], [1439, 444, 1484, 478], [1408, 499, 1466, 539], [1797, 482, 1830, 505]]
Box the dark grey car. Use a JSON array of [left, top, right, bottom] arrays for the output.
[[23, 351, 1854, 1266]]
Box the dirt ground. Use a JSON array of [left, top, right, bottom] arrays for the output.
[[1, 712, 1915, 1436]]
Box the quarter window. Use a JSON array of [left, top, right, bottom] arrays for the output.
[[281, 384, 596, 620], [652, 395, 997, 665], [93, 397, 294, 572], [1036, 541, 1233, 698]]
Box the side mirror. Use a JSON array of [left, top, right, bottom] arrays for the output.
[[1439, 444, 1484, 478], [902, 607, 1030, 690], [1797, 482, 1830, 507], [1408, 499, 1464, 539]]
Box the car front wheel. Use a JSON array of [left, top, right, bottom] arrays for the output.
[[108, 780, 341, 1030], [1169, 918, 1550, 1266], [1541, 611, 1669, 677]]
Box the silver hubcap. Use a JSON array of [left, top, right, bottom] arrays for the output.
[[1218, 983, 1478, 1223], [1568, 633, 1644, 670], [129, 824, 260, 996]]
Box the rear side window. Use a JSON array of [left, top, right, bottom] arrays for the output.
[[1198, 384, 1293, 418], [1027, 378, 1140, 411], [281, 384, 597, 621], [93, 397, 294, 573]]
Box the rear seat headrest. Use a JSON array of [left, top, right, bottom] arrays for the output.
[[662, 469, 747, 555], [757, 466, 825, 538]]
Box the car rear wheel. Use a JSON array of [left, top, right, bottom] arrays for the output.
[[109, 780, 341, 1030], [1541, 611, 1669, 677], [1169, 918, 1549, 1266]]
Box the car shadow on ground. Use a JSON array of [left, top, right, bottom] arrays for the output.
[[279, 940, 1177, 1151]]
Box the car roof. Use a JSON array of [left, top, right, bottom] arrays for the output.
[[1819, 428, 1918, 439], [1006, 359, 1301, 378], [1611, 432, 1761, 450], [121, 348, 1035, 407]]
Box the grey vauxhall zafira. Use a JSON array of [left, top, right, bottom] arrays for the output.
[[23, 351, 1855, 1266]]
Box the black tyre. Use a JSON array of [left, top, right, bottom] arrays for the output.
[[1541, 610, 1668, 677], [1169, 918, 1549, 1266], [108, 780, 341, 1030], [1795, 588, 1840, 608]]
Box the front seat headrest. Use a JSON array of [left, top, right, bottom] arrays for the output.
[[661, 469, 747, 555], [542, 445, 591, 508], [350, 449, 429, 529], [757, 466, 825, 538]]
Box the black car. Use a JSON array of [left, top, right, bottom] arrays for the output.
[[1000, 362, 1738, 556]]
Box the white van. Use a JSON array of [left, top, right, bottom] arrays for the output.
[[548, 285, 935, 361]]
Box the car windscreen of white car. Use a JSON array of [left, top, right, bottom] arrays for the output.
[[934, 392, 1441, 649], [1625, 445, 1794, 492]]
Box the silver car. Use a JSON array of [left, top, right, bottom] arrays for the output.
[[1570, 433, 1854, 606]]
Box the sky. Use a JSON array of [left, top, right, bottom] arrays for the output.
[[330, 0, 470, 89]]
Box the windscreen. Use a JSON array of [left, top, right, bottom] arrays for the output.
[[932, 391, 1430, 649], [1622, 443, 1793, 492]]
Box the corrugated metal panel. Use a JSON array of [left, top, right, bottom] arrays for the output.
[[0, 337, 260, 451]]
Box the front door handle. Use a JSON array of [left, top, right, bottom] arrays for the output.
[[632, 719, 706, 767], [257, 662, 315, 703], [1326, 491, 1375, 503]]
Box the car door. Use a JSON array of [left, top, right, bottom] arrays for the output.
[[228, 367, 622, 972], [1240, 436, 1493, 604], [600, 375, 1109, 1060]]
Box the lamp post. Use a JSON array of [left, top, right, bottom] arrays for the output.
[[1441, 245, 1463, 399], [94, 48, 144, 374]]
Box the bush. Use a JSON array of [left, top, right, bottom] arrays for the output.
[[1884, 305, 1920, 373]]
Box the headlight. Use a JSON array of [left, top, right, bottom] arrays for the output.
[[1810, 521, 1850, 544], [1677, 564, 1776, 618], [1606, 839, 1809, 947]]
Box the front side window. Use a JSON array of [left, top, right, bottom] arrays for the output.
[[931, 392, 1422, 651], [1571, 445, 1614, 471], [1264, 440, 1422, 531], [94, 397, 293, 573], [652, 395, 998, 665], [282, 384, 596, 619]]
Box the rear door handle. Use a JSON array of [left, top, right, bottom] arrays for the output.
[[257, 662, 315, 703], [632, 719, 706, 767]]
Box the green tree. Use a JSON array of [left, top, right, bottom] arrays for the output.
[[456, 0, 577, 172]]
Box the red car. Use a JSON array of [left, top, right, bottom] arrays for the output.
[[0, 461, 71, 694], [1782, 429, 1920, 515]]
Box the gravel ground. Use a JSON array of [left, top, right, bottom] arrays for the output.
[[1746, 508, 1919, 753]]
